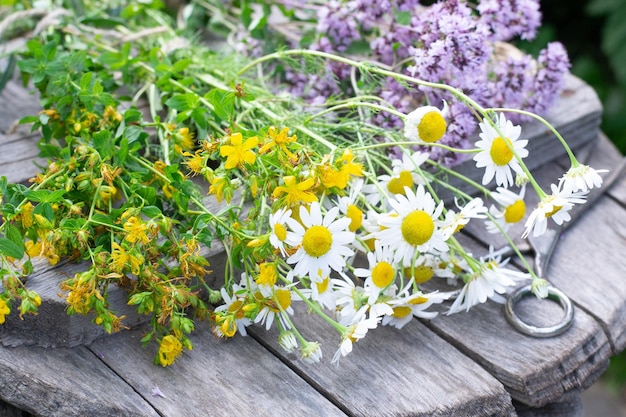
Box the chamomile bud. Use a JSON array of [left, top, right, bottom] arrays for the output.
[[404, 101, 448, 143]]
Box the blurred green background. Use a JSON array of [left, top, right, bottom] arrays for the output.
[[525, 0, 626, 155]]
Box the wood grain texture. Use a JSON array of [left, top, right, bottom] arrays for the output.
[[514, 392, 583, 417], [89, 323, 347, 417], [0, 343, 159, 417], [250, 304, 516, 417]]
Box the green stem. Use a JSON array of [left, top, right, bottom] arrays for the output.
[[304, 102, 406, 123]]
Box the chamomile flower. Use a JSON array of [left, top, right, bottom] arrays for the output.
[[299, 270, 338, 311], [384, 285, 451, 329], [473, 113, 528, 187], [559, 164, 608, 193], [377, 185, 448, 266], [447, 251, 530, 314], [522, 183, 587, 238], [404, 102, 448, 143], [286, 202, 355, 282], [403, 253, 455, 284], [254, 285, 295, 331], [362, 151, 429, 208], [335, 179, 365, 232], [353, 241, 398, 304], [214, 283, 252, 337], [300, 341, 323, 364], [333, 273, 369, 326], [269, 207, 295, 257], [485, 186, 527, 234], [332, 316, 381, 364], [440, 197, 487, 238]]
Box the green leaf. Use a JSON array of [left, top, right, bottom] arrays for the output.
[[24, 189, 66, 203], [0, 237, 24, 259], [5, 224, 24, 254], [206, 89, 235, 121], [91, 213, 116, 227], [93, 130, 114, 159], [141, 206, 162, 219], [191, 107, 209, 131], [59, 218, 87, 230], [165, 93, 199, 112], [344, 40, 373, 55]]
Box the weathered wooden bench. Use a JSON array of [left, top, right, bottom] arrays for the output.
[[1, 70, 625, 417]]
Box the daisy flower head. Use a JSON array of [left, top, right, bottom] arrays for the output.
[[362, 151, 429, 208], [473, 113, 528, 187], [353, 241, 398, 304], [335, 179, 365, 232], [559, 164, 608, 193], [299, 270, 338, 311], [332, 316, 381, 364], [214, 283, 252, 337], [286, 202, 355, 281], [440, 197, 487, 238], [404, 101, 448, 143], [447, 251, 530, 315], [254, 285, 295, 331], [376, 185, 448, 266], [403, 253, 455, 284], [384, 288, 451, 329], [522, 183, 587, 238], [269, 207, 296, 256], [485, 186, 527, 234], [300, 341, 323, 364]]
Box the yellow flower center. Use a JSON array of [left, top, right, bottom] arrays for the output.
[[228, 299, 244, 315], [346, 204, 363, 232], [504, 199, 526, 223], [273, 223, 287, 241], [275, 288, 292, 310], [316, 276, 330, 294], [387, 171, 413, 194], [545, 205, 563, 218], [302, 225, 333, 258], [417, 111, 447, 143], [392, 306, 412, 318], [371, 261, 395, 288], [490, 137, 514, 166], [408, 295, 428, 304], [401, 210, 435, 246], [404, 265, 434, 283]]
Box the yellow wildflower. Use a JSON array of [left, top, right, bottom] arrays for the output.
[[25, 233, 60, 265], [184, 151, 205, 176], [123, 216, 150, 245], [256, 262, 277, 286], [318, 164, 346, 190], [176, 127, 195, 151], [158, 335, 183, 367], [17, 202, 35, 228], [273, 176, 318, 206], [0, 298, 10, 324], [220, 132, 258, 169], [339, 149, 364, 178], [110, 242, 129, 273], [100, 164, 122, 185], [209, 176, 231, 203], [259, 126, 297, 158]]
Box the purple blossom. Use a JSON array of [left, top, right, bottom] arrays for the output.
[[478, 0, 542, 41], [526, 42, 571, 114]]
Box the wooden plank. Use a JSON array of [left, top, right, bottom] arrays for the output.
[[422, 280, 610, 407], [548, 194, 626, 352], [0, 343, 159, 416], [0, 132, 45, 184], [514, 392, 583, 417], [249, 304, 516, 417], [0, 79, 40, 136], [89, 322, 347, 417]]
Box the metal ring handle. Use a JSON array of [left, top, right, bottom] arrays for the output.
[[504, 284, 574, 337]]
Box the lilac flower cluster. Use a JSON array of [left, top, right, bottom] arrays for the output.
[[235, 0, 570, 166]]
